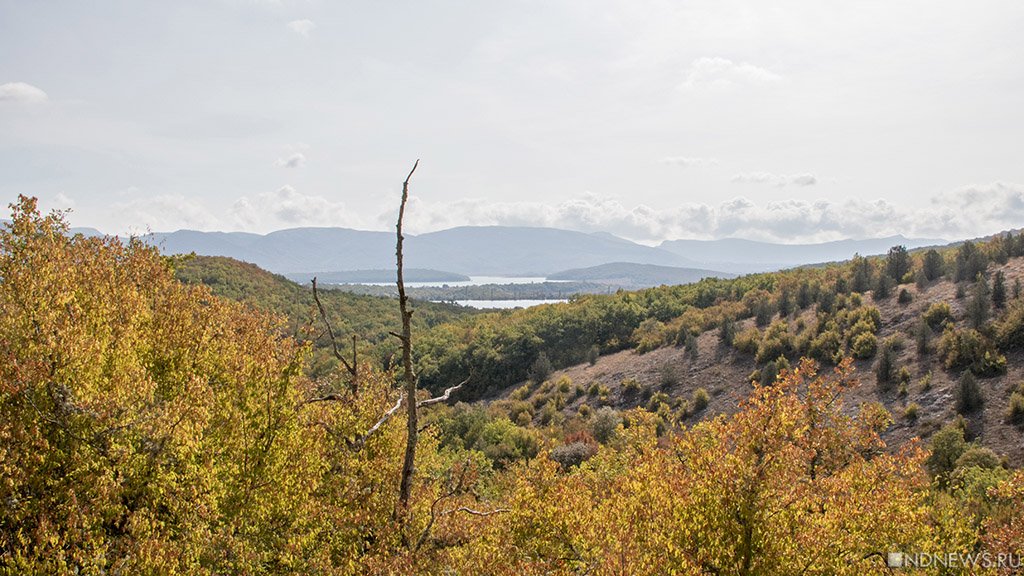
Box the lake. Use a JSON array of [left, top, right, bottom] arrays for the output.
[[354, 276, 568, 288], [450, 299, 569, 309]]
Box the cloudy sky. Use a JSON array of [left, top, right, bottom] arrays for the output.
[[1, 0, 1023, 243]]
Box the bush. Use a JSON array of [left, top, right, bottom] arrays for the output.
[[756, 335, 788, 364], [556, 376, 572, 394], [530, 352, 553, 383], [995, 301, 1024, 350], [590, 407, 622, 444], [808, 329, 842, 364], [474, 418, 541, 468], [622, 377, 643, 395], [587, 344, 600, 366], [913, 318, 932, 355], [733, 327, 761, 354], [956, 371, 983, 414], [692, 388, 710, 412], [851, 332, 878, 359], [954, 446, 1001, 471], [938, 326, 1006, 376], [587, 382, 601, 396], [897, 288, 913, 304], [719, 316, 737, 346], [550, 441, 598, 470], [903, 402, 920, 421], [926, 423, 967, 483], [918, 371, 933, 391], [875, 342, 896, 390], [1007, 384, 1024, 425], [923, 302, 953, 329], [659, 363, 680, 389]]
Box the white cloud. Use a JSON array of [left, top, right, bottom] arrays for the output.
[[287, 19, 315, 37], [0, 82, 48, 103], [732, 172, 817, 187], [381, 182, 1024, 244], [113, 194, 222, 234], [231, 185, 357, 229], [680, 57, 782, 91], [660, 156, 719, 167], [275, 152, 306, 168]]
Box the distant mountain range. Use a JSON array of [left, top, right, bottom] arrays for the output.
[[94, 225, 944, 278]]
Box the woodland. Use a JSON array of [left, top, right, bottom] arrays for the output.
[[2, 193, 1023, 574]]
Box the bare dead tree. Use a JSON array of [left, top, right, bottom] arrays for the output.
[[396, 159, 420, 518]]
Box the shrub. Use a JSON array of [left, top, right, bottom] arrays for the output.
[[954, 446, 1001, 471], [577, 404, 592, 418], [875, 342, 896, 390], [659, 363, 680, 389], [622, 377, 642, 395], [923, 302, 953, 329], [808, 329, 842, 364], [556, 375, 573, 394], [590, 407, 622, 444], [992, 271, 1007, 309], [926, 423, 967, 483], [719, 316, 737, 346], [851, 332, 878, 359], [587, 382, 601, 396], [587, 344, 600, 366], [474, 418, 541, 468], [918, 371, 933, 391], [530, 351, 553, 384], [913, 318, 932, 355], [897, 366, 912, 385], [995, 300, 1024, 350], [692, 388, 710, 412], [938, 326, 1007, 376], [756, 335, 788, 364], [550, 441, 598, 470], [903, 403, 920, 421], [897, 288, 913, 304], [955, 371, 983, 414], [733, 327, 761, 355], [1006, 392, 1024, 426]]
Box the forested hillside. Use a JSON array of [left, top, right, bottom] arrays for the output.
[[172, 255, 479, 377], [2, 197, 1023, 574]]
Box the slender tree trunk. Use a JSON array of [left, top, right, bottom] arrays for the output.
[[396, 159, 419, 518]]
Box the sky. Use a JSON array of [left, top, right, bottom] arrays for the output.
[[1, 0, 1023, 244]]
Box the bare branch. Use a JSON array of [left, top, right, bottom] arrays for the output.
[[416, 377, 468, 408], [312, 277, 358, 385], [442, 507, 510, 517], [348, 395, 404, 449]]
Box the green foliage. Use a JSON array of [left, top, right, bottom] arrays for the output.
[[922, 248, 946, 281], [589, 407, 621, 444], [923, 302, 954, 329], [529, 351, 553, 383], [968, 275, 991, 329], [875, 341, 896, 390], [885, 245, 911, 282], [587, 344, 600, 366], [691, 388, 710, 412], [913, 317, 932, 355], [995, 300, 1024, 350], [954, 241, 988, 282], [474, 418, 541, 467], [808, 329, 842, 364], [927, 423, 968, 483], [1007, 391, 1024, 426], [938, 326, 1006, 376], [903, 402, 920, 421], [992, 270, 1007, 309], [956, 371, 983, 414], [897, 288, 913, 304], [851, 332, 878, 359]]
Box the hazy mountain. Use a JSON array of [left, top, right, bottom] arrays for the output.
[[547, 262, 734, 287], [659, 235, 945, 273], [143, 226, 701, 276], [284, 269, 469, 284], [137, 225, 943, 278]]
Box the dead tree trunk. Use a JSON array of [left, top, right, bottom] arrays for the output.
[[396, 159, 419, 518]]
